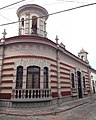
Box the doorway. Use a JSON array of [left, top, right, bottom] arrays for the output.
[[77, 71, 82, 98]]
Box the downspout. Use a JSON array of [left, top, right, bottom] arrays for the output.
[[87, 65, 92, 98], [0, 34, 6, 92], [55, 35, 60, 106]]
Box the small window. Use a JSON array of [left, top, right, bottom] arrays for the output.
[[32, 16, 37, 34], [16, 66, 23, 89], [44, 67, 49, 89], [81, 55, 84, 60], [83, 76, 86, 88], [21, 18, 24, 27], [71, 73, 75, 88]]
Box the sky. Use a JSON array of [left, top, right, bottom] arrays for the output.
[[0, 0, 96, 69]]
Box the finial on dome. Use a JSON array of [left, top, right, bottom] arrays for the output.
[[2, 29, 7, 39], [55, 35, 59, 44], [1, 29, 7, 43]]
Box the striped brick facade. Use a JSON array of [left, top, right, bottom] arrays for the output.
[[0, 35, 92, 99]]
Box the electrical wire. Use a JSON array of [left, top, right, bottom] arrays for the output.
[[0, 2, 96, 26], [0, 3, 96, 26], [0, 0, 33, 26], [47, 2, 96, 16], [0, 0, 27, 10], [0, 0, 83, 23], [0, 14, 18, 27], [0, 0, 88, 24], [0, 0, 87, 11], [42, 1, 85, 6], [0, 14, 11, 22], [2, 0, 34, 10], [58, 0, 86, 4]]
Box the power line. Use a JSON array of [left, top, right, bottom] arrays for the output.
[[2, 0, 34, 10], [44, 0, 87, 5], [0, 2, 96, 26], [58, 0, 86, 4], [0, 0, 27, 10], [0, 14, 11, 21], [0, 0, 84, 22], [0, 0, 83, 22], [43, 1, 85, 6], [0, 14, 18, 27], [0, 0, 28, 26], [48, 2, 96, 16]]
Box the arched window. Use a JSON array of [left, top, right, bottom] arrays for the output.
[[21, 18, 24, 27], [32, 16, 37, 34], [81, 55, 84, 60], [44, 67, 49, 89], [26, 66, 40, 89], [83, 76, 86, 88], [71, 73, 75, 88], [16, 66, 23, 89]]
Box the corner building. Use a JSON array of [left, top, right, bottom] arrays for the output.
[[0, 4, 95, 108]]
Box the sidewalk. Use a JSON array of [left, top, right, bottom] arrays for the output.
[[0, 94, 96, 117]]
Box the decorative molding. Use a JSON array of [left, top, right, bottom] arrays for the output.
[[4, 55, 56, 63], [14, 58, 50, 69], [5, 35, 56, 47]]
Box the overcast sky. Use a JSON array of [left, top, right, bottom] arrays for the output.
[[0, 0, 96, 69]]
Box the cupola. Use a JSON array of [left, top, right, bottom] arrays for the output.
[[17, 4, 48, 37], [78, 48, 89, 63]]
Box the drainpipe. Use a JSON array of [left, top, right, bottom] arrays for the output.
[[0, 29, 6, 92], [88, 65, 92, 99], [55, 35, 60, 106]]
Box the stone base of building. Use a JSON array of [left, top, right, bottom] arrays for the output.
[[0, 95, 84, 109]]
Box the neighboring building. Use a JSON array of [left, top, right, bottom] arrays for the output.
[[91, 69, 96, 93], [0, 4, 96, 108]]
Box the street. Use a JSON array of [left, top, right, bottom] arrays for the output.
[[0, 99, 96, 120]]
